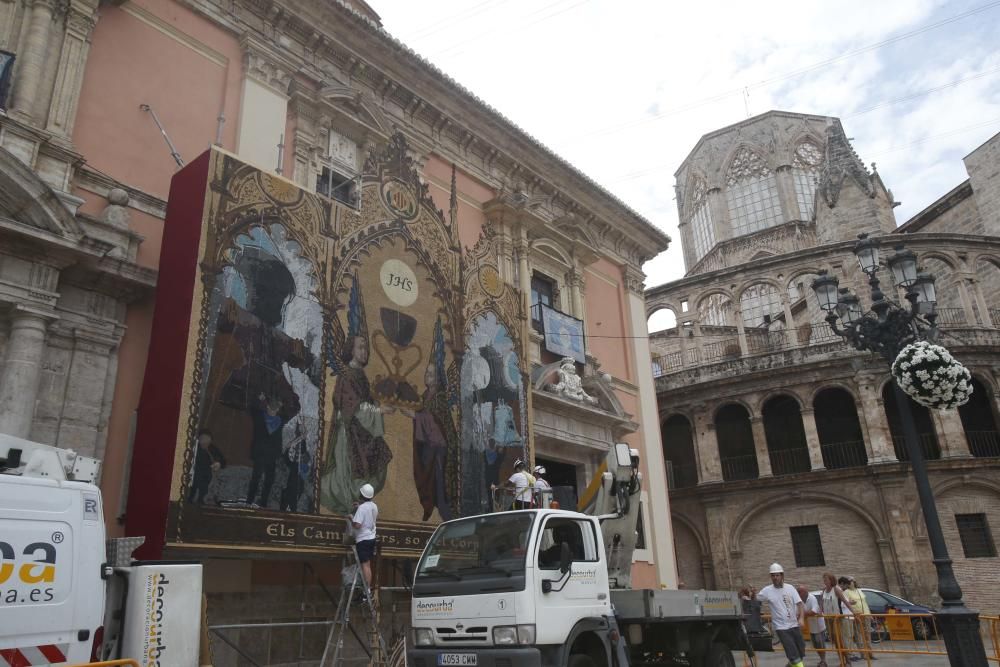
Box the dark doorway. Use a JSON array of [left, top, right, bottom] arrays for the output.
[[814, 388, 868, 469], [535, 457, 578, 509], [882, 382, 941, 460], [662, 415, 698, 489], [959, 377, 1000, 457], [715, 404, 758, 481], [762, 394, 811, 475]]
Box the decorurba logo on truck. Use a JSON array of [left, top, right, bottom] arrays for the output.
[[0, 539, 58, 604], [143, 572, 171, 666]]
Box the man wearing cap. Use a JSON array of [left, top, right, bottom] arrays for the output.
[[349, 483, 378, 588], [533, 465, 552, 507], [757, 563, 806, 667]]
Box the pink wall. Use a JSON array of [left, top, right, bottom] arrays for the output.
[[422, 155, 489, 248], [72, 0, 242, 527], [73, 0, 242, 201], [584, 259, 631, 381]]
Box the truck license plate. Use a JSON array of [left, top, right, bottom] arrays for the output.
[[437, 654, 477, 666]]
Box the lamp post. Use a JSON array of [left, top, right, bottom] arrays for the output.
[[812, 234, 988, 667]]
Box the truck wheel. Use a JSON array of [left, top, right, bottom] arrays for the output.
[[704, 641, 736, 667], [567, 654, 597, 667]]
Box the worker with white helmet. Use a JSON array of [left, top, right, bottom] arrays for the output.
[[756, 562, 806, 667], [349, 483, 378, 587], [533, 465, 551, 506]]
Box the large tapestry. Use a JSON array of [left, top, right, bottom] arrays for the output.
[[127, 134, 528, 558]]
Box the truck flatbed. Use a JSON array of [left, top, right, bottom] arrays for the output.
[[611, 589, 742, 622]]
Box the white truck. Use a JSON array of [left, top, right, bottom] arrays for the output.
[[408, 444, 752, 667], [0, 433, 203, 666]]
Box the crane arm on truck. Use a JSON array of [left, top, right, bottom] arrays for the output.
[[576, 443, 643, 590], [0, 432, 101, 483]]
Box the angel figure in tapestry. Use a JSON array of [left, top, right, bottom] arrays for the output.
[[320, 272, 394, 513]]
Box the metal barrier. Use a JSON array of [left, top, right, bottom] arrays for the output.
[[758, 611, 974, 665], [984, 615, 1000, 663], [66, 661, 141, 667]]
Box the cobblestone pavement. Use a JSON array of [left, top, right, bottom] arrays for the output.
[[739, 640, 953, 665]]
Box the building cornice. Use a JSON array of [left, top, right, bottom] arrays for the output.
[[183, 0, 670, 268]]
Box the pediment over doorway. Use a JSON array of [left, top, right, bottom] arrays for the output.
[[0, 147, 82, 239]]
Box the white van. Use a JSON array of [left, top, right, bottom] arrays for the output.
[[0, 473, 106, 664]]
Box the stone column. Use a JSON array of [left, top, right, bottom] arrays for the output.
[[0, 1, 19, 52], [775, 165, 799, 221], [856, 375, 897, 463], [55, 332, 113, 456], [735, 311, 749, 356], [749, 416, 773, 477], [706, 187, 728, 243], [800, 407, 826, 470], [624, 265, 678, 588], [516, 229, 531, 316], [693, 408, 722, 483], [11, 0, 56, 122], [781, 294, 796, 344], [970, 279, 992, 327], [955, 279, 977, 326], [690, 318, 704, 365], [0, 308, 51, 438], [568, 265, 585, 321], [45, 0, 99, 137], [932, 409, 970, 458]]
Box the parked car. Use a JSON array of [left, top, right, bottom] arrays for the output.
[[862, 588, 937, 640], [805, 587, 936, 641]]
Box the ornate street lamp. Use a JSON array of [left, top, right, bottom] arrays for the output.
[[812, 234, 987, 667]]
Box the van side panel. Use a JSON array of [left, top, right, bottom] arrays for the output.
[[0, 477, 105, 662]]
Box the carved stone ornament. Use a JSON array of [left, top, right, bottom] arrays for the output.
[[624, 266, 645, 295], [726, 147, 771, 186], [546, 357, 598, 405], [242, 47, 293, 96], [792, 141, 822, 171]]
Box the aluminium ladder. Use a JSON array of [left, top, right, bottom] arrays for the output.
[[320, 543, 388, 667]]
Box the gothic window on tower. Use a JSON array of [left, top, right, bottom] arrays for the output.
[[724, 147, 783, 236], [688, 178, 715, 262], [792, 141, 823, 221]]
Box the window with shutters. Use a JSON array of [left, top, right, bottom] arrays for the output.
[[956, 514, 997, 558], [790, 525, 826, 567]]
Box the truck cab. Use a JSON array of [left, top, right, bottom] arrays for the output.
[[409, 508, 618, 667]]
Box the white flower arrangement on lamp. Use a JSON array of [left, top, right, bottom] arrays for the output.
[[891, 341, 973, 410]]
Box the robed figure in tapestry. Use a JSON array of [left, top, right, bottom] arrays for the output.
[[199, 224, 321, 510], [320, 272, 394, 513], [400, 317, 460, 521]]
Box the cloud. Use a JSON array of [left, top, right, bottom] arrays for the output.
[[374, 0, 1000, 289]]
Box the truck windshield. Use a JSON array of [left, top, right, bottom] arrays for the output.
[[412, 512, 534, 597]]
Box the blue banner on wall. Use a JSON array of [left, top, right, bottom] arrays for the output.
[[541, 304, 585, 364]]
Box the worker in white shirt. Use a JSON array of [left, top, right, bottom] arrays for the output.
[[495, 459, 534, 509], [533, 465, 552, 507], [349, 483, 378, 587]]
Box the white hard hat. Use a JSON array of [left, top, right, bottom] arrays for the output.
[[360, 483, 375, 499], [769, 562, 784, 574], [534, 465, 546, 475]]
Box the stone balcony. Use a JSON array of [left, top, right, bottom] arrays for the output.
[[653, 312, 1000, 392]]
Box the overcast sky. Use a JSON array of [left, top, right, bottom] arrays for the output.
[[372, 0, 1000, 295]]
